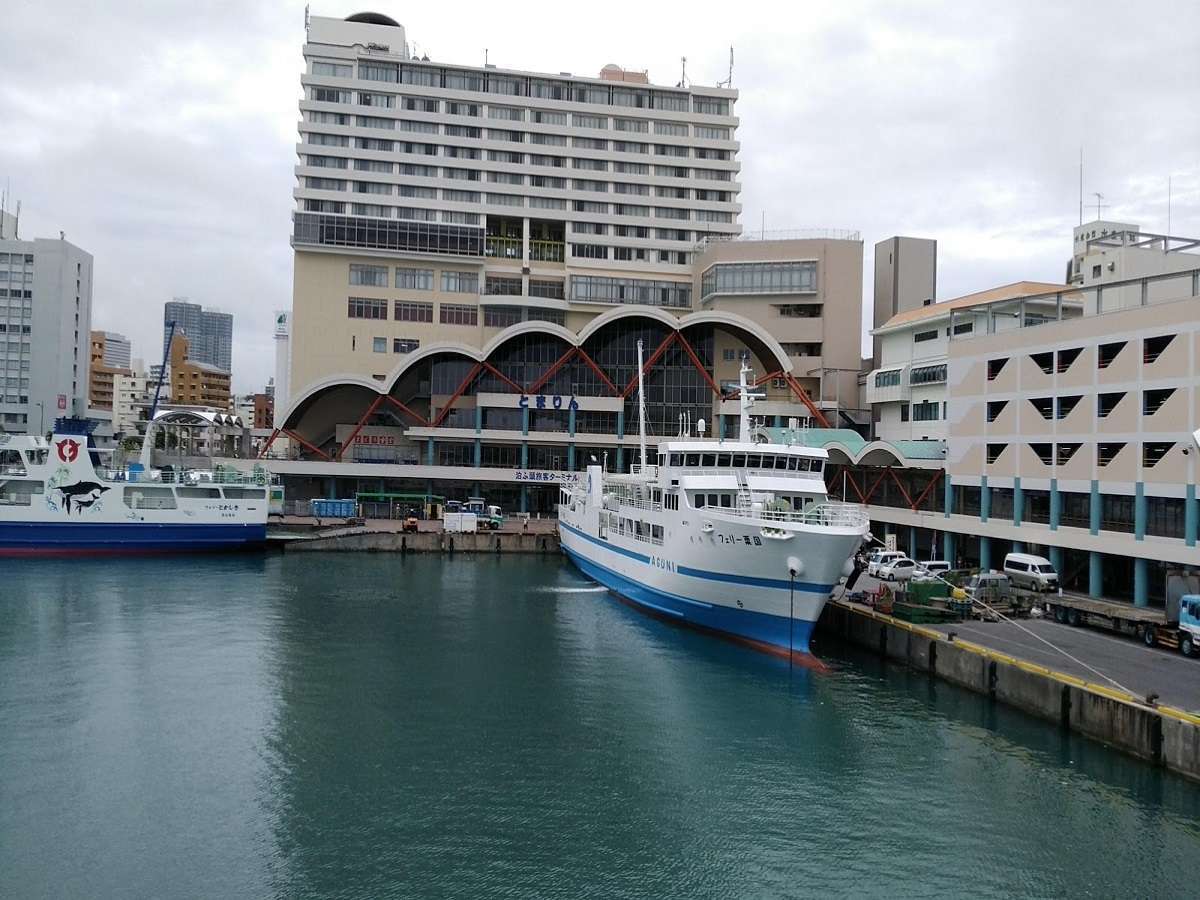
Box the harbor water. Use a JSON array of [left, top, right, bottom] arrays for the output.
[[2, 554, 1198, 899]]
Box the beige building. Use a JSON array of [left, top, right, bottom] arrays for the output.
[[87, 330, 132, 411], [169, 335, 231, 410], [872, 235, 936, 366]]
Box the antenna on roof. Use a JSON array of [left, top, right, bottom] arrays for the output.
[[484, 48, 488, 66], [718, 46, 734, 88], [304, 4, 310, 34], [1092, 191, 1108, 219], [677, 56, 688, 89], [1078, 147, 1083, 226]]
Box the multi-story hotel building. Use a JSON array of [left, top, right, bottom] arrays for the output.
[[274, 12, 865, 512]]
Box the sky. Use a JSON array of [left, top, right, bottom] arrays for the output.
[[1, 0, 1197, 391]]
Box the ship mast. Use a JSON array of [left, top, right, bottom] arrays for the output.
[[738, 358, 763, 443], [636, 339, 648, 472]]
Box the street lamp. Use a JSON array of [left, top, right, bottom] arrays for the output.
[[34, 401, 44, 435]]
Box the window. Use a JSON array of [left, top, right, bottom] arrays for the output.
[[1097, 392, 1124, 417], [1143, 442, 1174, 467], [1029, 397, 1053, 419], [913, 329, 938, 343], [440, 303, 478, 326], [909, 364, 946, 385], [441, 271, 479, 293], [1143, 388, 1174, 416], [573, 113, 607, 129], [1056, 443, 1081, 465], [483, 306, 522, 328], [695, 125, 730, 140], [306, 176, 345, 191], [530, 109, 566, 125], [777, 304, 821, 318], [445, 124, 482, 138], [700, 261, 817, 297], [572, 243, 608, 260], [360, 61, 398, 83], [1097, 443, 1125, 467], [1030, 443, 1053, 465], [357, 115, 395, 130], [693, 96, 729, 115], [349, 264, 388, 287], [372, 337, 387, 353], [952, 321, 974, 335], [911, 400, 939, 422], [488, 105, 523, 121], [1056, 347, 1083, 372], [312, 61, 353, 78], [614, 117, 648, 133], [1055, 395, 1081, 419], [900, 404, 909, 422], [446, 101, 480, 117], [348, 297, 387, 319], [874, 370, 901, 388], [1101, 494, 1135, 533], [357, 91, 394, 108], [394, 267, 433, 291], [484, 275, 522, 296], [1030, 351, 1054, 374], [780, 342, 822, 357], [354, 158, 393, 173], [1098, 341, 1125, 369], [986, 443, 1006, 464], [569, 274, 690, 308], [403, 96, 439, 113], [573, 157, 608, 171], [1146, 496, 1186, 538], [354, 181, 392, 195], [986, 400, 1007, 422], [312, 87, 350, 104], [389, 338, 418, 354], [1143, 335, 1175, 364], [527, 278, 565, 300], [394, 300, 433, 322], [986, 358, 1008, 381], [308, 133, 349, 147], [529, 132, 567, 146]]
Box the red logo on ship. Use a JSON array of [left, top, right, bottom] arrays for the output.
[[56, 439, 80, 463]]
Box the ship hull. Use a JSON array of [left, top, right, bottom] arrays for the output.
[[558, 519, 857, 656], [0, 522, 267, 556]]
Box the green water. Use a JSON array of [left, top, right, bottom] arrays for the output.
[[1, 554, 1197, 899]]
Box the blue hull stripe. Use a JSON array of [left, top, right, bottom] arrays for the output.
[[559, 520, 834, 595], [563, 544, 816, 654], [0, 521, 266, 553]]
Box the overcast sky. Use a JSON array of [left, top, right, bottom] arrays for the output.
[[1, 0, 1197, 391]]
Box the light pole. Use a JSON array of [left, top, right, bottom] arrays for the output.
[[34, 402, 44, 435]]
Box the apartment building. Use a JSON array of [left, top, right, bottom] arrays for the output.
[[871, 236, 936, 366], [112, 362, 151, 437], [0, 233, 93, 434], [169, 334, 231, 410], [163, 299, 233, 374], [274, 13, 863, 511], [88, 330, 133, 410]]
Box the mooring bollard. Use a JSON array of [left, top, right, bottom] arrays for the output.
[[495, 536, 501, 554]]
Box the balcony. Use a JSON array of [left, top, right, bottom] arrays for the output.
[[485, 236, 521, 260], [530, 240, 565, 263]]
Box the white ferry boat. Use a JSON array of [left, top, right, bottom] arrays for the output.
[[558, 352, 869, 659], [0, 424, 271, 556]]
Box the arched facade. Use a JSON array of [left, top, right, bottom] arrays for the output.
[[267, 311, 829, 476]]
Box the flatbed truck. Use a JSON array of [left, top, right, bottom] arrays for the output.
[[1044, 573, 1200, 658]]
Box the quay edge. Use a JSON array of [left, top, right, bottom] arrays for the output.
[[278, 529, 559, 554], [817, 599, 1200, 783]]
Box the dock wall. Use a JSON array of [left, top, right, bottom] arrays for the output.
[[818, 600, 1200, 782], [282, 530, 559, 554]]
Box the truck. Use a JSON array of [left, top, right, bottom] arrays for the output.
[[465, 497, 504, 531], [1044, 571, 1200, 658]]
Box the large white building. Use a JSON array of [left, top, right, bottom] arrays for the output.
[[0, 233, 93, 434]]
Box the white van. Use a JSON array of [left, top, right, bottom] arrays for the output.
[[868, 551, 906, 577], [1003, 553, 1059, 593]]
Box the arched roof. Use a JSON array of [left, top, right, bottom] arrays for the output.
[[152, 409, 243, 428], [345, 12, 401, 26], [281, 309, 800, 433]]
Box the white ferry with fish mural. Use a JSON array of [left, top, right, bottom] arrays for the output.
[[0, 425, 271, 556], [558, 352, 869, 659]]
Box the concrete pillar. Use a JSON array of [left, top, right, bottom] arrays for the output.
[[909, 526, 918, 558], [1049, 477, 1060, 531], [520, 486, 528, 513], [943, 472, 952, 519], [616, 446, 624, 471], [568, 406, 576, 437], [325, 476, 336, 499], [474, 405, 482, 433], [980, 536, 992, 571], [426, 438, 434, 466], [1134, 557, 1149, 607], [567, 444, 575, 469], [1187, 483, 1198, 548], [1134, 481, 1146, 541], [942, 531, 955, 566], [1012, 476, 1023, 526], [719, 413, 726, 440], [520, 442, 528, 469], [616, 409, 625, 440], [1013, 541, 1025, 554], [473, 438, 481, 467], [979, 475, 990, 522], [1049, 545, 1063, 573], [521, 406, 529, 437], [1089, 479, 1100, 535], [1089, 551, 1103, 597]]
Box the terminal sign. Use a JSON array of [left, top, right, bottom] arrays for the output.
[[519, 394, 579, 411]]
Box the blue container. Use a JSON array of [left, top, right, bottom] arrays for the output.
[[310, 499, 357, 518]]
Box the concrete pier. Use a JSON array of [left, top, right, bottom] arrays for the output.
[[278, 527, 559, 554], [817, 599, 1200, 783]]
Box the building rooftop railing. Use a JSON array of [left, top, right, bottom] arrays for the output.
[[696, 228, 861, 249]]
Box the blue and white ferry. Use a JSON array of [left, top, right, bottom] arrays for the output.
[[558, 354, 869, 659], [0, 426, 271, 556]]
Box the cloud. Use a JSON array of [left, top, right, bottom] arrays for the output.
[[1, 0, 1197, 386]]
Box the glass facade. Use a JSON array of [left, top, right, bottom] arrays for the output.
[[700, 261, 817, 298]]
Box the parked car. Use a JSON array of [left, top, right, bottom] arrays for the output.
[[867, 550, 907, 577], [1003, 553, 1060, 593], [914, 560, 952, 581], [877, 557, 918, 582]]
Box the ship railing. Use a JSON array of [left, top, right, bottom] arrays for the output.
[[610, 494, 661, 512], [668, 466, 825, 481], [720, 501, 869, 528], [100, 467, 280, 487], [628, 464, 659, 479]]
